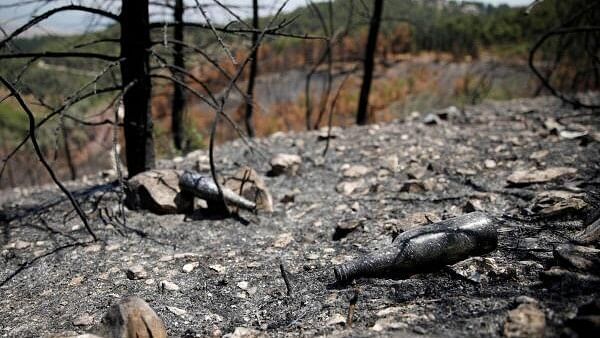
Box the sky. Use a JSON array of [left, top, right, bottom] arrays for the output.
[[0, 0, 533, 36]]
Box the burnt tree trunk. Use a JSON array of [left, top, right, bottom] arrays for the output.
[[172, 0, 186, 150], [245, 0, 259, 138], [356, 0, 383, 125], [120, 0, 155, 176]]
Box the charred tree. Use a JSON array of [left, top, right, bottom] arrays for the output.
[[120, 0, 155, 176], [245, 0, 260, 137], [171, 0, 186, 150], [356, 0, 383, 125]]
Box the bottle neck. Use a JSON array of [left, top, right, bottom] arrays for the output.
[[334, 251, 397, 282]]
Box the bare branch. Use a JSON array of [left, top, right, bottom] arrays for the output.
[[529, 26, 600, 109], [0, 76, 97, 242], [193, 0, 237, 65], [0, 5, 119, 47]]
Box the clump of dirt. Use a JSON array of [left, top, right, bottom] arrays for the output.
[[1, 95, 599, 337]]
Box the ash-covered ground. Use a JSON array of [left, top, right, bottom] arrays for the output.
[[1, 95, 599, 337]]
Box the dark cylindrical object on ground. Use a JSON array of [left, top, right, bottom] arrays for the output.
[[333, 212, 498, 282], [179, 170, 256, 211]]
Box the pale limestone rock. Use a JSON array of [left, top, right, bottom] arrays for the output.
[[507, 167, 576, 185], [93, 296, 167, 338], [503, 303, 545, 338], [223, 167, 273, 212], [268, 154, 302, 176], [125, 169, 192, 214]]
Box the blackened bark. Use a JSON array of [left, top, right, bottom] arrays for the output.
[[120, 0, 155, 176], [356, 0, 383, 125], [245, 0, 259, 138], [172, 0, 186, 150]]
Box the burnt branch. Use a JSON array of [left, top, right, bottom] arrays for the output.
[[0, 241, 87, 288], [0, 5, 119, 48], [0, 76, 97, 242], [529, 26, 600, 109], [193, 0, 237, 64], [0, 62, 124, 182]]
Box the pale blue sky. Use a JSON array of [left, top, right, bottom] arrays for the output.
[[0, 0, 532, 36]]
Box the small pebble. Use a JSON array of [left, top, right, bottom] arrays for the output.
[[160, 280, 180, 291]]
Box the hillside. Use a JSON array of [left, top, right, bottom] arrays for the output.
[[1, 95, 599, 337]]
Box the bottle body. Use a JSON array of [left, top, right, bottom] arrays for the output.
[[179, 170, 256, 211], [334, 212, 498, 282]]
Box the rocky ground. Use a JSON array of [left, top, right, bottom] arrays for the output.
[[1, 95, 599, 337]]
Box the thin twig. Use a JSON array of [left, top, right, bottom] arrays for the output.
[[0, 76, 97, 242], [279, 261, 293, 296], [193, 0, 238, 65], [346, 287, 359, 328], [0, 241, 87, 288]]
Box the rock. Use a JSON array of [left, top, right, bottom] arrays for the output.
[[273, 233, 294, 248], [52, 334, 104, 338], [333, 219, 364, 240], [530, 191, 587, 216], [423, 113, 441, 125], [380, 155, 398, 172], [280, 189, 300, 204], [399, 212, 441, 231], [566, 298, 600, 338], [399, 180, 426, 193], [503, 303, 545, 338], [336, 179, 366, 195], [125, 169, 192, 214], [560, 129, 588, 140], [371, 317, 409, 332], [268, 153, 302, 176], [167, 306, 186, 316], [450, 257, 510, 284], [224, 327, 266, 338], [507, 167, 577, 185], [125, 265, 147, 280], [376, 307, 403, 317], [484, 159, 497, 169], [159, 280, 180, 291], [326, 313, 346, 326], [69, 276, 84, 286], [544, 117, 564, 132], [463, 199, 484, 213], [574, 217, 600, 245], [182, 262, 199, 273], [93, 296, 167, 338], [456, 167, 477, 176], [514, 296, 538, 305], [73, 314, 94, 327], [342, 165, 372, 178], [554, 244, 600, 273], [237, 281, 249, 290], [529, 150, 549, 161], [317, 127, 340, 140], [223, 167, 273, 213], [209, 264, 226, 274], [14, 240, 31, 249], [406, 163, 428, 179], [540, 267, 600, 289]]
